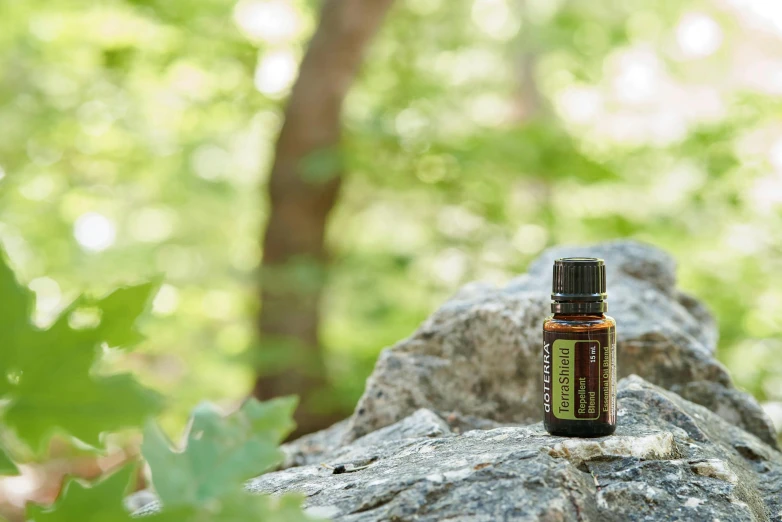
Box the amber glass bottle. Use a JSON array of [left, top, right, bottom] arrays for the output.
[[543, 258, 616, 437]]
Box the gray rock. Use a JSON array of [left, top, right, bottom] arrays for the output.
[[245, 377, 782, 521], [672, 380, 778, 449], [345, 241, 777, 446], [132, 241, 782, 520], [281, 419, 350, 469], [512, 241, 716, 354], [521, 239, 679, 295], [281, 409, 503, 470], [345, 291, 548, 441]]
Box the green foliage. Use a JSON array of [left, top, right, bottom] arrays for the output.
[[7, 370, 160, 453], [96, 280, 162, 348], [22, 397, 310, 521], [141, 397, 311, 520], [0, 250, 312, 519], [0, 251, 33, 359], [145, 491, 312, 522], [0, 447, 18, 477], [142, 397, 296, 509], [28, 464, 136, 522], [0, 253, 162, 453], [24, 398, 311, 521]]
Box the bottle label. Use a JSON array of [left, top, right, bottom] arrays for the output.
[[543, 328, 615, 423]]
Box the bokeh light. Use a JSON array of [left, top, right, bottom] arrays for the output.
[[73, 213, 116, 252]]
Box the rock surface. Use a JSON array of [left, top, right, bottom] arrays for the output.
[[133, 241, 781, 520], [248, 377, 782, 522]]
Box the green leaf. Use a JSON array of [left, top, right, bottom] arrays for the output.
[[0, 253, 33, 333], [95, 280, 161, 349], [240, 396, 298, 444], [142, 397, 297, 509], [0, 253, 34, 396], [143, 491, 315, 522], [0, 277, 163, 452], [7, 371, 163, 451], [27, 463, 136, 522], [0, 445, 19, 476]]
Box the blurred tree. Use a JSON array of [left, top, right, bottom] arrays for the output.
[[255, 0, 396, 435]]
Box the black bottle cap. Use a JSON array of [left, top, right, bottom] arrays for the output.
[[551, 257, 607, 313]]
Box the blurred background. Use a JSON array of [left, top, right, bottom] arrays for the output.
[[1, 0, 782, 514]]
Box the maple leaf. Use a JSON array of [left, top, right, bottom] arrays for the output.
[[27, 463, 136, 522], [142, 396, 296, 508], [95, 280, 160, 349], [141, 397, 318, 521], [0, 253, 163, 453]]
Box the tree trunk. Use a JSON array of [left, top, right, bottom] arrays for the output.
[[254, 0, 395, 437]]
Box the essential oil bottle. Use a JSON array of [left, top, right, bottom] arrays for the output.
[[543, 257, 616, 437]]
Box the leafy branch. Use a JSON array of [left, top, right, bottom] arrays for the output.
[[0, 251, 315, 520]]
